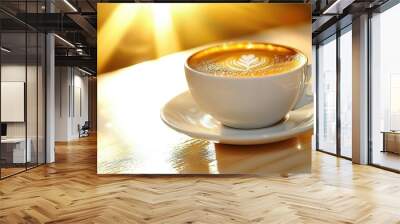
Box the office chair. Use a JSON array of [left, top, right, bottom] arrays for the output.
[[79, 121, 90, 138]]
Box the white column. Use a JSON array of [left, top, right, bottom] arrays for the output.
[[46, 32, 55, 163], [45, 0, 56, 163], [352, 14, 369, 164]]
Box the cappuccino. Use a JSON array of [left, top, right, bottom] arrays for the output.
[[187, 42, 306, 78]]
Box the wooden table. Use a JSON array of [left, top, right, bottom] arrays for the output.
[[98, 49, 312, 175], [381, 131, 400, 154]]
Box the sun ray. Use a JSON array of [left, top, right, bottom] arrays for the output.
[[98, 4, 140, 73], [151, 4, 181, 57]]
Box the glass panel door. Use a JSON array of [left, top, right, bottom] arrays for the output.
[[371, 3, 400, 171], [0, 1, 46, 179], [317, 36, 337, 154], [1, 30, 28, 178], [339, 28, 352, 158]]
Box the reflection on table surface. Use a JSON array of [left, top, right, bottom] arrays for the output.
[[97, 47, 312, 175], [99, 131, 311, 175]]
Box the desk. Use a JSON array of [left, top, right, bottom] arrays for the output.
[[382, 131, 400, 154], [1, 138, 31, 163]]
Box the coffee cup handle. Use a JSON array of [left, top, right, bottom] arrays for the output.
[[293, 64, 312, 110]]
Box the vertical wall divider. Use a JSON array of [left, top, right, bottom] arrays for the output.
[[36, 0, 39, 167], [336, 27, 341, 157], [72, 68, 74, 118], [80, 88, 82, 117], [25, 1, 28, 171], [69, 69, 71, 118], [367, 10, 373, 165], [44, 32, 47, 164], [352, 14, 369, 164], [315, 45, 320, 151], [0, 23, 2, 179], [59, 68, 62, 117], [44, 0, 47, 164]]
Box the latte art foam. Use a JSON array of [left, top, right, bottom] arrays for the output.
[[226, 54, 269, 71], [188, 43, 306, 77]]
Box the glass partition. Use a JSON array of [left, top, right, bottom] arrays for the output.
[[0, 30, 28, 177], [0, 2, 46, 179], [371, 3, 400, 171], [315, 25, 353, 159], [317, 36, 337, 154], [339, 28, 352, 158]]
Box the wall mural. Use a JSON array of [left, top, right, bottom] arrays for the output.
[[97, 3, 312, 175]]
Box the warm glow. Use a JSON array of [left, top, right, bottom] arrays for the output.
[[97, 3, 311, 74], [97, 3, 312, 174], [152, 4, 181, 56], [98, 4, 141, 73]]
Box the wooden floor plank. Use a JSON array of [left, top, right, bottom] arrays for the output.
[[1, 134, 400, 223]]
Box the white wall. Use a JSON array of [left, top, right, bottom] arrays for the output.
[[78, 72, 90, 138], [55, 67, 89, 141], [55, 66, 70, 141], [1, 82, 25, 122], [1, 65, 27, 142]]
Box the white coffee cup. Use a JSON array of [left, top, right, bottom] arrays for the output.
[[184, 42, 308, 129]]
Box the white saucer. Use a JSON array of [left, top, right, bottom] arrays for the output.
[[161, 91, 313, 145]]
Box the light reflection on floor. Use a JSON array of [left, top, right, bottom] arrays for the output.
[[373, 151, 400, 171]]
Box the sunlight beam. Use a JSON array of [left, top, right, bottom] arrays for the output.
[[152, 4, 181, 57], [98, 4, 141, 73]]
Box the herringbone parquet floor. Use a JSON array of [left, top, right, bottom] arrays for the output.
[[1, 135, 400, 224]]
